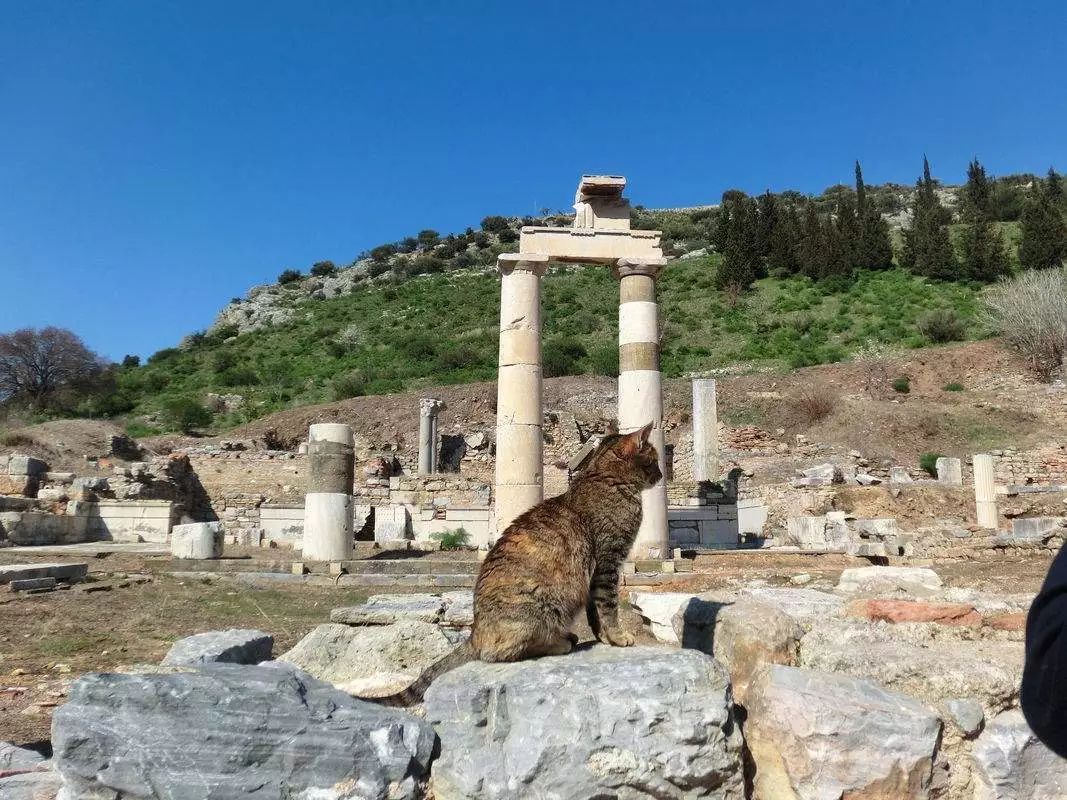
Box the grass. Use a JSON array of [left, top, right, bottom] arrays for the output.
[[103, 260, 992, 433]]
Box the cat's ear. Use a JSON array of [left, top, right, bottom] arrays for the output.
[[638, 421, 654, 446], [618, 423, 653, 457]]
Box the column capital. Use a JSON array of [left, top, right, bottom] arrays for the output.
[[613, 257, 668, 281], [419, 398, 446, 417], [498, 252, 550, 276]]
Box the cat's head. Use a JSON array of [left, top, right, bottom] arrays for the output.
[[587, 422, 662, 488]]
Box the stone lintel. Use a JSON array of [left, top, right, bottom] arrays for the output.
[[498, 252, 550, 276], [579, 175, 626, 197], [519, 228, 662, 263]]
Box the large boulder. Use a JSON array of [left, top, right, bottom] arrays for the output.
[[972, 710, 1067, 799], [800, 618, 1022, 709], [836, 566, 943, 597], [0, 741, 46, 774], [279, 619, 455, 691], [737, 586, 845, 626], [708, 600, 802, 704], [331, 590, 473, 627], [161, 629, 273, 667], [52, 663, 436, 800], [0, 769, 62, 800], [744, 664, 941, 799], [425, 645, 744, 800], [629, 591, 734, 644]]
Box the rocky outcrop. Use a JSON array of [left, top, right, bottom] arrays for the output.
[[52, 663, 436, 800], [706, 600, 802, 704], [331, 590, 473, 628], [744, 664, 942, 799], [279, 619, 456, 692], [836, 566, 943, 597], [424, 645, 743, 800], [971, 710, 1067, 799], [161, 629, 273, 667]]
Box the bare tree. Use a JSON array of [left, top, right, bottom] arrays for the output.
[[984, 269, 1067, 381], [0, 327, 107, 408]]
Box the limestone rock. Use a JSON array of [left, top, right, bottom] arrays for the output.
[[279, 620, 454, 687], [737, 585, 844, 625], [945, 698, 984, 737], [836, 566, 942, 597], [744, 664, 941, 800], [170, 521, 224, 559], [0, 769, 62, 799], [0, 741, 46, 774], [972, 710, 1067, 799], [628, 591, 702, 643], [845, 599, 981, 627], [425, 645, 743, 800], [708, 600, 802, 704], [52, 663, 436, 800], [161, 629, 273, 667], [330, 590, 473, 628]]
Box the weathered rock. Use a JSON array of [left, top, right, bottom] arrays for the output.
[[279, 620, 454, 688], [972, 710, 1067, 799], [425, 645, 743, 800], [744, 664, 941, 800], [330, 590, 473, 628], [836, 566, 942, 597], [670, 595, 730, 651], [737, 586, 844, 625], [709, 600, 802, 704], [161, 629, 273, 667], [781, 515, 850, 550], [0, 741, 46, 774], [6, 456, 47, 477], [0, 563, 87, 585], [800, 618, 1022, 709], [0, 769, 62, 799], [945, 698, 984, 737], [170, 521, 224, 559], [845, 599, 982, 627], [628, 591, 701, 643], [985, 612, 1027, 631], [52, 664, 436, 800]]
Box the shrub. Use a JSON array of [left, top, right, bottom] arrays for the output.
[[984, 269, 1067, 381], [121, 354, 141, 368], [919, 451, 943, 477], [943, 382, 965, 391], [481, 215, 511, 233], [431, 528, 471, 550], [792, 388, 836, 424], [587, 343, 619, 376], [892, 376, 911, 393], [147, 347, 180, 364], [124, 421, 161, 439], [277, 269, 302, 285], [917, 309, 966, 343], [310, 260, 337, 277], [331, 370, 366, 400], [0, 431, 35, 447], [542, 337, 587, 378], [160, 396, 212, 433], [850, 338, 897, 397]]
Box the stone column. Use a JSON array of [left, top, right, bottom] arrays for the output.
[[692, 378, 719, 483], [973, 453, 998, 529], [615, 257, 669, 560], [418, 398, 445, 475], [304, 423, 354, 561], [494, 253, 550, 537]]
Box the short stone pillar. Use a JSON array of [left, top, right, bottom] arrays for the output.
[[418, 399, 446, 475], [494, 253, 550, 537], [692, 378, 719, 483], [615, 257, 669, 560], [304, 423, 355, 561], [936, 457, 963, 486], [973, 454, 998, 529], [171, 522, 224, 559]]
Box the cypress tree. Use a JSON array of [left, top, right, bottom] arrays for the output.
[[718, 195, 761, 291], [959, 158, 1010, 282], [767, 203, 801, 276], [902, 156, 958, 280], [825, 195, 858, 279], [1047, 167, 1064, 205], [854, 161, 894, 269], [1019, 180, 1067, 270], [756, 191, 778, 259], [796, 201, 826, 280]]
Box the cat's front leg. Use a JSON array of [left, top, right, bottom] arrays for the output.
[[589, 561, 634, 647]]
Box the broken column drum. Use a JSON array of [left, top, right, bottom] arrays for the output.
[[974, 453, 998, 529], [417, 398, 445, 475], [692, 378, 719, 483], [303, 423, 355, 561], [494, 253, 549, 537], [616, 258, 669, 559]]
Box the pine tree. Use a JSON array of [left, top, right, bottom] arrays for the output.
[[767, 204, 800, 276], [796, 201, 826, 280], [1047, 167, 1064, 205], [824, 195, 858, 279], [715, 195, 760, 291], [902, 156, 958, 280], [756, 191, 778, 259], [854, 161, 894, 269], [1019, 180, 1067, 270], [960, 158, 1010, 282]]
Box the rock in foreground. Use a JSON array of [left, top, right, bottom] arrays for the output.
[[744, 664, 941, 799], [161, 628, 273, 666], [52, 663, 436, 800], [425, 645, 743, 800], [972, 710, 1067, 799]]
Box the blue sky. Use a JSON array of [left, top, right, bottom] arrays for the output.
[[1, 0, 1064, 361]]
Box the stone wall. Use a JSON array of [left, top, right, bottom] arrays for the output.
[[993, 443, 1067, 486]]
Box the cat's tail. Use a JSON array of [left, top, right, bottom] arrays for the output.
[[371, 640, 477, 707]]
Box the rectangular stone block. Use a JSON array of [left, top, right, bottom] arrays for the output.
[[9, 577, 57, 592], [0, 562, 88, 584]]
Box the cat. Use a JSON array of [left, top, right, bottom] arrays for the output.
[[375, 421, 662, 707]]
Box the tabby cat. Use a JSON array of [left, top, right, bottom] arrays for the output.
[[376, 421, 661, 706]]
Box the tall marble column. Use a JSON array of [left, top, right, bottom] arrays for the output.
[[973, 454, 998, 529], [304, 423, 354, 561], [615, 257, 669, 559], [418, 398, 445, 475], [692, 378, 719, 483], [494, 253, 550, 537]]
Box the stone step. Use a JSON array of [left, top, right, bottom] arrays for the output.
[[0, 562, 88, 584]]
